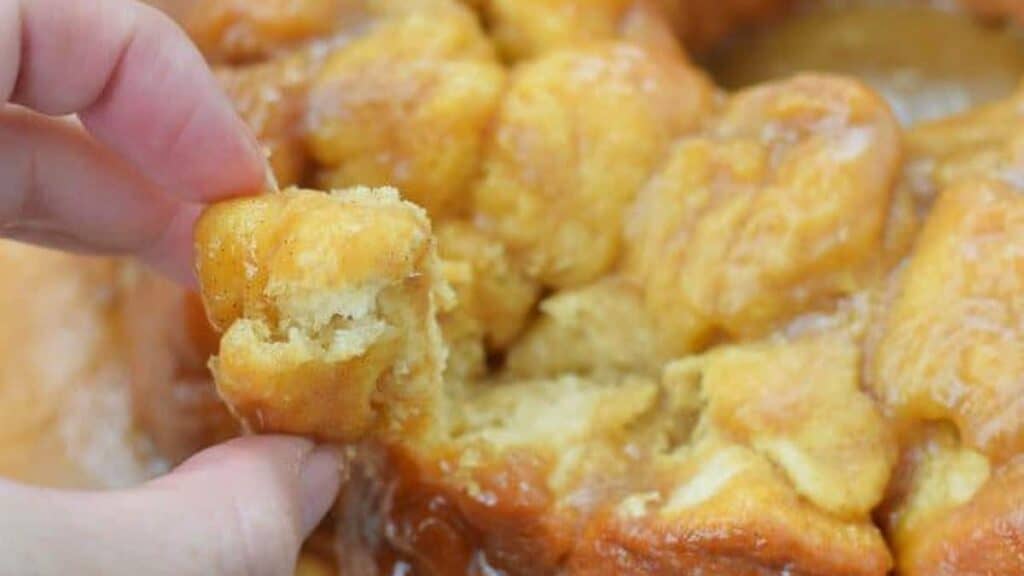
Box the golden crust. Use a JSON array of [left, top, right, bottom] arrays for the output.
[[473, 42, 714, 288], [334, 372, 662, 575], [573, 446, 890, 576], [194, 187, 449, 441]]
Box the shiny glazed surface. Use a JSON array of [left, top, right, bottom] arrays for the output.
[[2, 1, 1024, 575]]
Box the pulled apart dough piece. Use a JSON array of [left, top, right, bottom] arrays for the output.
[[194, 187, 450, 441]]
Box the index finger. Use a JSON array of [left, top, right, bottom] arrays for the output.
[[0, 0, 266, 202]]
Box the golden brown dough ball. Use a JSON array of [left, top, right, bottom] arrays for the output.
[[194, 187, 450, 441], [873, 179, 1024, 464], [692, 334, 896, 520], [480, 0, 683, 61], [435, 222, 539, 380], [306, 4, 504, 219], [473, 42, 714, 288], [574, 333, 894, 575], [216, 53, 320, 188], [436, 222, 538, 349], [903, 90, 1024, 206], [626, 74, 902, 354], [875, 95, 1024, 575], [181, 0, 353, 64]]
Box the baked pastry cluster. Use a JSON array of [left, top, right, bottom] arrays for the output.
[[160, 0, 1024, 574]]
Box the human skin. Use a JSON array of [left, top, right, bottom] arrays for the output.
[[0, 1, 341, 575]]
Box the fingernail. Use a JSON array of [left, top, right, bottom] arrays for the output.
[[299, 446, 343, 535]]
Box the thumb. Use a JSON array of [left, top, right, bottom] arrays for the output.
[[0, 436, 342, 576]]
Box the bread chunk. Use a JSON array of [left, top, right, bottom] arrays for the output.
[[480, 0, 683, 61], [305, 1, 502, 219], [216, 53, 318, 188], [194, 187, 449, 441], [626, 74, 902, 354], [872, 103, 1024, 574], [505, 278, 661, 379], [473, 42, 713, 288], [336, 332, 895, 575], [435, 221, 540, 381], [874, 180, 1024, 463]]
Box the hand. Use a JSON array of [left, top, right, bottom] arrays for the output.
[[2, 437, 341, 576], [0, 1, 341, 575], [0, 0, 266, 285]]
